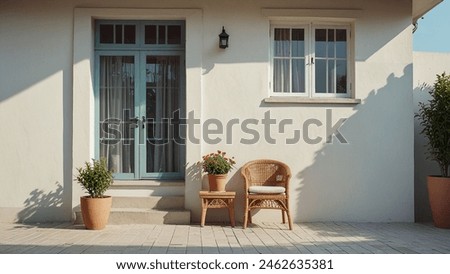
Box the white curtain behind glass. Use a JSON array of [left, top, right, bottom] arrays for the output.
[[146, 56, 181, 173], [274, 28, 290, 93], [99, 56, 135, 174]]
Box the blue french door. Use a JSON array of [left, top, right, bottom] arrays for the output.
[[95, 20, 185, 180], [96, 52, 185, 180]]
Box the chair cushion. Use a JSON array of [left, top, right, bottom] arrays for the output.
[[249, 186, 286, 194]]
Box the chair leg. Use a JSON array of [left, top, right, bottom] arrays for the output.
[[243, 197, 249, 229], [247, 197, 253, 224], [286, 210, 293, 230], [281, 210, 286, 224], [285, 198, 292, 230]]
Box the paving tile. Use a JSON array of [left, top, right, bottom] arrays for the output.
[[0, 222, 449, 254]]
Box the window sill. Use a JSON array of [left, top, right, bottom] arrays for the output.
[[263, 97, 361, 105]]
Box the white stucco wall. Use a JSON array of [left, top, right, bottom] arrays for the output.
[[0, 0, 415, 223], [0, 1, 74, 222], [413, 51, 450, 222]]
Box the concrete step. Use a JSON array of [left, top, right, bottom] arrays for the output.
[[109, 208, 190, 225], [106, 180, 185, 197], [74, 208, 191, 225], [111, 196, 184, 209], [74, 180, 190, 225]]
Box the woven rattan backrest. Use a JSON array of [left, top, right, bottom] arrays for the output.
[[241, 159, 291, 189]]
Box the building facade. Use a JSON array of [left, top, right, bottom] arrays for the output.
[[0, 0, 441, 223]]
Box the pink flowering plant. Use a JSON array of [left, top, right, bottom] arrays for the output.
[[199, 150, 236, 175]]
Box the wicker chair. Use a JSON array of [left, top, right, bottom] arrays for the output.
[[241, 159, 292, 230]]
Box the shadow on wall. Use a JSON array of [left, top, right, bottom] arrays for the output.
[[186, 163, 201, 187], [185, 161, 202, 222], [193, 65, 416, 225], [294, 65, 415, 222], [202, 170, 244, 224], [16, 182, 67, 224]]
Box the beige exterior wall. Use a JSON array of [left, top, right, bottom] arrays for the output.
[[413, 52, 450, 222], [0, 0, 415, 223]]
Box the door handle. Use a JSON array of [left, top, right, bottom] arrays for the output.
[[142, 116, 146, 128], [129, 117, 140, 122], [128, 116, 140, 128]]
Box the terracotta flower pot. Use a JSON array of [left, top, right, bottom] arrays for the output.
[[427, 176, 450, 229], [208, 174, 228, 192], [80, 196, 112, 230]]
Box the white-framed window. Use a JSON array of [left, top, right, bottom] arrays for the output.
[[271, 22, 352, 98]]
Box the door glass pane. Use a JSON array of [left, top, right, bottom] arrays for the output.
[[168, 25, 182, 44], [99, 24, 114, 43], [124, 25, 136, 44], [145, 25, 157, 44], [99, 56, 135, 173], [145, 55, 183, 173]]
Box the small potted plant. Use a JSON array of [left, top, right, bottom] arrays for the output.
[[416, 72, 450, 228], [199, 150, 236, 192], [76, 158, 114, 230]]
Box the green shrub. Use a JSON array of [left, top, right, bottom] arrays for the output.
[[416, 72, 450, 177], [76, 158, 114, 198]]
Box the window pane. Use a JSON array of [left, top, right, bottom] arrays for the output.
[[124, 25, 136, 44], [274, 28, 290, 57], [336, 60, 347, 93], [292, 59, 305, 93], [99, 24, 114, 43], [168, 25, 182, 44], [315, 59, 327, 93], [145, 25, 157, 44], [292, 29, 305, 57], [115, 25, 123, 44], [315, 29, 327, 57], [274, 59, 290, 93], [336, 29, 347, 58], [327, 29, 335, 58], [328, 60, 335, 93], [158, 25, 166, 44]]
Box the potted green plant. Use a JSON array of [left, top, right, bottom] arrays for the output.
[[76, 158, 114, 230], [416, 72, 450, 228], [199, 150, 236, 192]]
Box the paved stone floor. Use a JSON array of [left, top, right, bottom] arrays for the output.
[[0, 222, 449, 254]]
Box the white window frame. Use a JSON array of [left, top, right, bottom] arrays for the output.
[[270, 22, 353, 99]]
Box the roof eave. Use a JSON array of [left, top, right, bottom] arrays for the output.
[[413, 0, 443, 21]]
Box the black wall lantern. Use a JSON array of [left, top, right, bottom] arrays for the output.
[[219, 26, 229, 49]]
